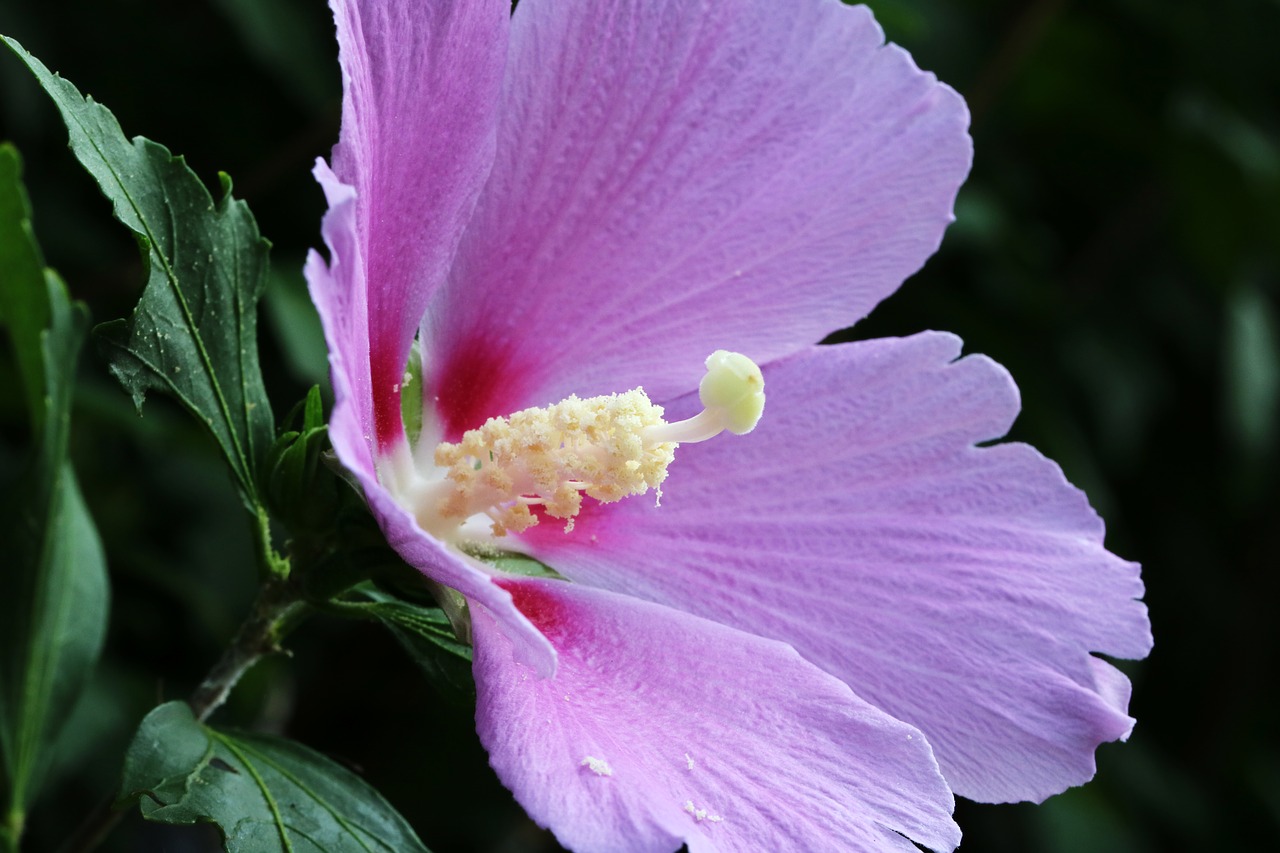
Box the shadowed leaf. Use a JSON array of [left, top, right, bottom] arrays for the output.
[[0, 143, 109, 844], [120, 702, 430, 852]]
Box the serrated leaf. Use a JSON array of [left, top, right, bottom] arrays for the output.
[[2, 36, 274, 504], [0, 144, 109, 840], [121, 702, 430, 853]]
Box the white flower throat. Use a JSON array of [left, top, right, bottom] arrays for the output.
[[386, 351, 765, 543]]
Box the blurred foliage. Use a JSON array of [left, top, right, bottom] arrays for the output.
[[1, 0, 1277, 850], [0, 143, 108, 849]]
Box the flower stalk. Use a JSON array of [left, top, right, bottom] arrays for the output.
[[187, 575, 307, 723]]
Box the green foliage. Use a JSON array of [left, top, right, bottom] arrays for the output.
[[262, 268, 329, 388], [1, 36, 274, 509], [120, 702, 430, 853], [0, 148, 50, 425], [324, 554, 559, 708], [339, 588, 471, 664], [333, 585, 474, 706], [1224, 283, 1279, 459], [0, 144, 108, 849]]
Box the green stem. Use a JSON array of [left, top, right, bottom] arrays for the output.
[[188, 576, 305, 723], [255, 504, 291, 581]]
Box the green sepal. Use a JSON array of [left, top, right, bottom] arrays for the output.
[[2, 36, 274, 508], [120, 702, 430, 852], [477, 550, 565, 581], [264, 386, 336, 533], [0, 143, 109, 845]]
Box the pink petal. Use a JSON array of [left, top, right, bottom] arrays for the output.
[[306, 168, 554, 677], [361, 481, 558, 677], [473, 577, 959, 853], [424, 0, 970, 439], [321, 0, 509, 448], [307, 164, 373, 480], [516, 333, 1152, 804]]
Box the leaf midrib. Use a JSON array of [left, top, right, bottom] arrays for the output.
[[213, 733, 388, 853], [85, 127, 255, 495]]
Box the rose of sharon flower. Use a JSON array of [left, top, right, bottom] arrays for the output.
[[305, 0, 1152, 849]]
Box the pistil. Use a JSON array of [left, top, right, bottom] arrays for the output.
[[643, 350, 766, 444]]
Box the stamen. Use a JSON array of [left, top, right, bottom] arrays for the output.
[[392, 351, 764, 540]]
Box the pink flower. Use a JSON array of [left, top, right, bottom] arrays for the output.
[[305, 0, 1152, 850]]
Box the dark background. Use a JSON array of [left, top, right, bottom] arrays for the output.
[[1, 0, 1277, 850]]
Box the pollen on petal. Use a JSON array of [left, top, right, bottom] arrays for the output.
[[580, 756, 614, 777], [682, 799, 723, 823]]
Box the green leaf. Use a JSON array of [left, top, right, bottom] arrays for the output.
[[343, 588, 472, 663], [121, 702, 430, 853], [0, 145, 50, 426], [0, 144, 109, 846], [335, 586, 473, 706], [323, 552, 556, 705], [1, 36, 274, 505]]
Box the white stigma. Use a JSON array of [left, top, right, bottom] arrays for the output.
[[644, 350, 766, 444], [392, 351, 764, 541]]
